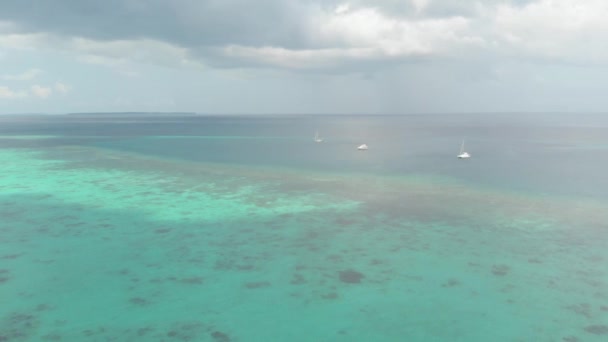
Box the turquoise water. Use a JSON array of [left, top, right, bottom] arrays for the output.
[[1, 113, 607, 341]]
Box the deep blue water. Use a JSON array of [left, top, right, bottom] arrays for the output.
[[2, 112, 607, 199]]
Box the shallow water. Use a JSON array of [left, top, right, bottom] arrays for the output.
[[1, 113, 607, 341]]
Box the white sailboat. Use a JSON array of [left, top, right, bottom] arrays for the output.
[[314, 130, 323, 143], [357, 144, 368, 150], [457, 139, 470, 159]]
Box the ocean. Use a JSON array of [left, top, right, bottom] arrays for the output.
[[1, 113, 607, 341]]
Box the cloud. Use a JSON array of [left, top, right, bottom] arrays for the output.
[[221, 45, 373, 69], [411, 0, 431, 13], [491, 0, 608, 63], [54, 82, 71, 94], [2, 68, 42, 81], [0, 86, 27, 99], [30, 84, 52, 99], [210, 4, 482, 70], [0, 29, 200, 74], [311, 5, 479, 55], [1, 0, 608, 73], [0, 80, 75, 102], [70, 37, 200, 69], [0, 1, 307, 48], [0, 30, 49, 50]]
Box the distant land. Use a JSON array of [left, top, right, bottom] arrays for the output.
[[66, 112, 200, 116]]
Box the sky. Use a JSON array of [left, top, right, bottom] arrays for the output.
[[1, 0, 608, 114]]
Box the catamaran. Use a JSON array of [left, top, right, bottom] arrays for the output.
[[314, 130, 323, 143], [457, 139, 470, 159]]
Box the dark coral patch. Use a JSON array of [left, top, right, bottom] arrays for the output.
[[1, 313, 38, 341], [566, 303, 592, 318], [492, 264, 510, 276], [211, 330, 231, 342], [1, 254, 22, 260], [327, 254, 343, 262], [180, 277, 204, 285], [137, 327, 154, 336], [322, 292, 339, 300], [35, 304, 53, 312], [441, 278, 460, 288], [339, 270, 365, 284], [129, 297, 149, 306], [370, 259, 383, 266], [290, 274, 306, 285], [334, 218, 355, 226], [118, 269, 130, 275], [584, 325, 608, 335], [41, 333, 62, 341], [244, 281, 271, 289], [164, 322, 204, 340]]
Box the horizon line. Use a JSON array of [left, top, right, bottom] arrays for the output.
[[1, 111, 608, 116]]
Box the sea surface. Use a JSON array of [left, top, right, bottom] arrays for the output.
[[0, 113, 607, 341]]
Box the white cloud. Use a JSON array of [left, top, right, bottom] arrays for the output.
[[70, 37, 202, 70], [490, 0, 608, 63], [0, 86, 27, 99], [223, 45, 375, 69], [411, 0, 431, 13], [30, 85, 52, 99], [54, 82, 71, 94], [222, 4, 482, 69], [0, 21, 13, 32], [313, 5, 478, 54], [2, 68, 43, 81], [334, 3, 351, 15], [77, 54, 128, 68], [0, 32, 50, 50]]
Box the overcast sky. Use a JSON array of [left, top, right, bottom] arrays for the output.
[[1, 0, 608, 114]]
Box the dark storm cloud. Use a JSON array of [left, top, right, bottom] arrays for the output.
[[0, 0, 463, 71], [0, 1, 549, 47], [0, 0, 310, 48], [0, 0, 513, 48]]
